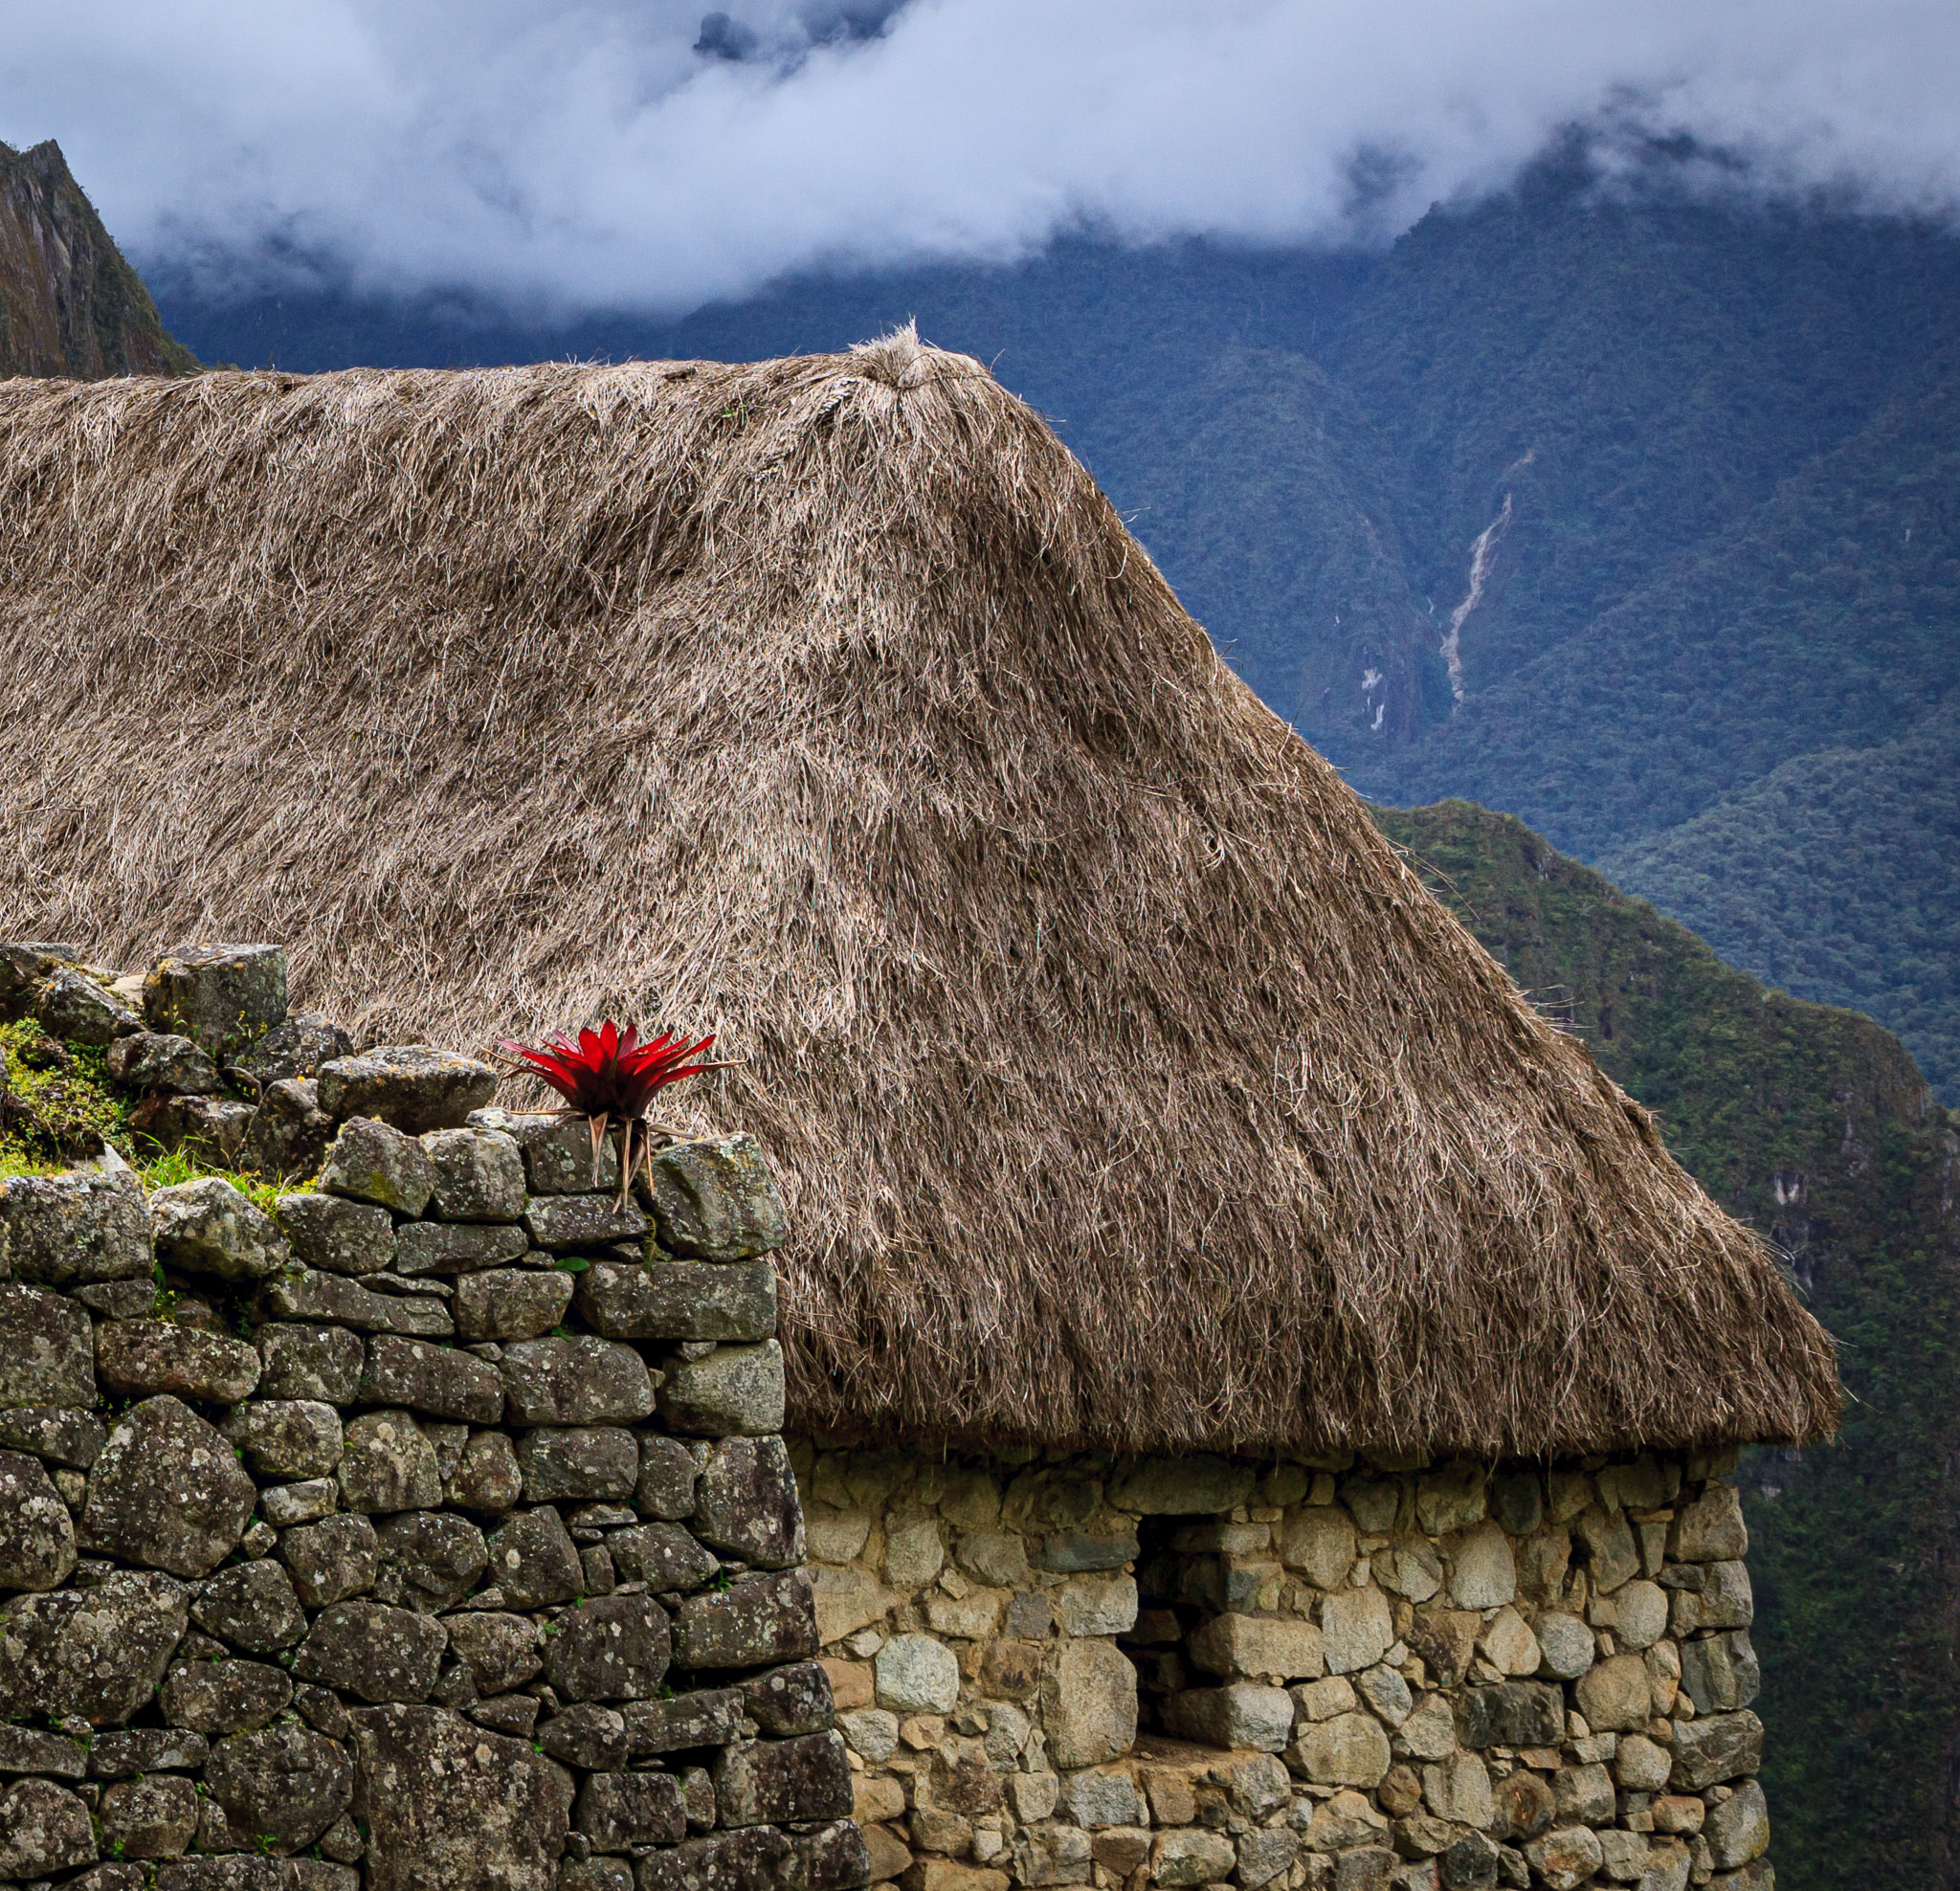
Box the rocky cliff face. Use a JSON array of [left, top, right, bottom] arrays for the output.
[[0, 140, 196, 377]]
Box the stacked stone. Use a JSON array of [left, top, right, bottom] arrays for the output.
[[0, 941, 867, 1891], [799, 1449, 1771, 1891]]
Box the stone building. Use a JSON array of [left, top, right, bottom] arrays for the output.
[[0, 335, 1839, 1890]]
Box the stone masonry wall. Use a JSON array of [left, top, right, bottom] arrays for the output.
[[0, 941, 869, 1891], [795, 1444, 1772, 1891]]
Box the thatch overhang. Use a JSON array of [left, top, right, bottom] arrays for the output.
[[0, 334, 1838, 1458]]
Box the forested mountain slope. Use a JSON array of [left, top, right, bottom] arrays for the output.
[[1375, 799, 1960, 1891], [0, 140, 195, 377]]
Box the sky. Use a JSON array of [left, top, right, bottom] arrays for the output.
[[5, 0, 1959, 318]]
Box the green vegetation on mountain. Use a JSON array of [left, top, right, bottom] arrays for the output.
[[1375, 798, 1960, 1891], [0, 139, 196, 377]]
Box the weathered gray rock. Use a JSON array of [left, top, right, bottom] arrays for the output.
[[645, 1135, 787, 1261], [1705, 1779, 1771, 1870], [109, 1031, 224, 1095], [468, 1109, 621, 1196], [97, 1319, 264, 1403], [193, 1559, 309, 1653], [446, 1429, 524, 1512], [673, 1568, 821, 1669], [257, 1322, 366, 1401], [421, 1127, 526, 1222], [242, 1079, 337, 1181], [1669, 1710, 1764, 1790], [486, 1505, 586, 1608], [37, 966, 142, 1044], [161, 1656, 294, 1733], [691, 1435, 806, 1568], [96, 1770, 197, 1859], [0, 1721, 88, 1774], [455, 1266, 573, 1340], [319, 1048, 499, 1135], [0, 1282, 97, 1409], [713, 1730, 852, 1826], [1670, 1485, 1749, 1562], [620, 1688, 746, 1756], [1534, 1613, 1596, 1681], [0, 940, 81, 1013], [606, 1521, 720, 1591], [0, 1400, 107, 1466], [1166, 1681, 1296, 1755], [89, 1727, 212, 1776], [131, 1093, 258, 1165], [1107, 1454, 1258, 1516], [439, 1610, 542, 1695], [544, 1591, 673, 1701], [205, 1724, 355, 1852], [576, 1258, 777, 1343], [1681, 1630, 1761, 1714], [319, 1116, 437, 1214], [538, 1701, 630, 1769], [275, 1193, 395, 1276], [740, 1660, 835, 1739], [231, 1013, 358, 1090], [637, 1827, 797, 1891], [279, 1514, 380, 1608], [255, 1474, 335, 1524], [391, 1219, 531, 1275], [0, 1168, 152, 1284], [150, 1177, 290, 1281], [0, 1568, 188, 1722], [374, 1509, 488, 1610], [348, 1702, 573, 1891], [635, 1434, 704, 1519], [1456, 1681, 1566, 1749], [225, 1397, 344, 1480], [1321, 1585, 1395, 1676], [82, 1396, 257, 1577], [294, 1600, 448, 1702], [0, 1447, 78, 1591], [145, 945, 287, 1057], [0, 1775, 97, 1876], [500, 1336, 657, 1425], [339, 1410, 445, 1514], [517, 1425, 640, 1502], [1040, 1637, 1141, 1769], [522, 1192, 650, 1254], [263, 1268, 455, 1337], [657, 1339, 785, 1436], [576, 1769, 687, 1850], [1525, 1825, 1603, 1891], [358, 1334, 504, 1424]]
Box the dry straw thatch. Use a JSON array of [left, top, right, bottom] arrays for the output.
[[0, 332, 1838, 1458]]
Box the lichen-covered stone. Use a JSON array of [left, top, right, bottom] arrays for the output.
[[538, 1701, 630, 1769], [446, 1429, 524, 1512], [1669, 1709, 1764, 1790], [205, 1724, 355, 1853], [257, 1323, 366, 1401], [576, 1258, 777, 1343], [0, 940, 81, 1013], [109, 1031, 223, 1095], [391, 1219, 530, 1275], [339, 1410, 444, 1514], [468, 1109, 621, 1196], [131, 1094, 257, 1165], [275, 1193, 394, 1277], [374, 1510, 487, 1610], [346, 1703, 574, 1891], [644, 1135, 787, 1261], [145, 945, 287, 1057], [319, 1117, 437, 1215], [1455, 1680, 1565, 1749], [517, 1425, 640, 1502], [97, 1320, 264, 1404], [1108, 1455, 1258, 1516], [88, 1727, 212, 1777], [439, 1610, 543, 1695], [0, 1722, 88, 1774], [713, 1730, 853, 1826], [421, 1127, 526, 1222], [319, 1048, 499, 1135], [1681, 1629, 1761, 1713], [262, 1268, 454, 1337], [692, 1435, 806, 1568], [1670, 1485, 1749, 1562], [486, 1504, 586, 1608], [544, 1592, 673, 1701], [455, 1266, 573, 1341], [294, 1599, 449, 1702], [0, 1775, 97, 1876], [0, 1168, 152, 1284], [230, 1013, 358, 1090], [740, 1659, 835, 1739], [607, 1520, 720, 1590], [0, 1447, 78, 1591], [500, 1336, 656, 1425], [636, 1827, 797, 1891], [150, 1177, 291, 1281], [161, 1656, 295, 1734], [37, 966, 142, 1044], [95, 1770, 199, 1859], [576, 1769, 686, 1850], [242, 1078, 337, 1182], [674, 1568, 821, 1670], [224, 1397, 344, 1481], [521, 1192, 650, 1254], [657, 1339, 785, 1436], [0, 1568, 188, 1722], [192, 1559, 309, 1653], [618, 1688, 746, 1758], [0, 1283, 97, 1412], [81, 1396, 257, 1577], [635, 1433, 704, 1519], [358, 1333, 504, 1424], [279, 1513, 381, 1609], [0, 1400, 106, 1466]]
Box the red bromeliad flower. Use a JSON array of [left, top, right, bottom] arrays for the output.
[[499, 1021, 725, 1203]]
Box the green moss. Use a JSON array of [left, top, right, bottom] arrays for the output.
[[0, 1017, 135, 1172]]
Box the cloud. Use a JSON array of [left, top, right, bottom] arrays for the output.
[[4, 0, 1958, 315]]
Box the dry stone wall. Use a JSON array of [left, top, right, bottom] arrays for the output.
[[795, 1445, 1773, 1891], [0, 941, 869, 1891]]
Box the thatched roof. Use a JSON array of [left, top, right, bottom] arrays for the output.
[[0, 334, 1838, 1458]]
